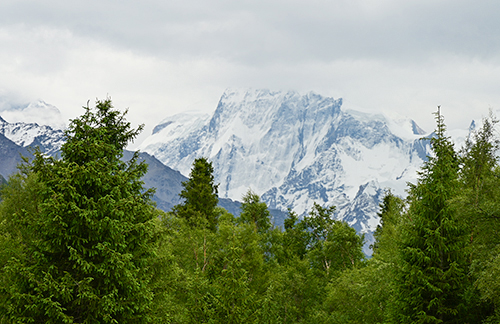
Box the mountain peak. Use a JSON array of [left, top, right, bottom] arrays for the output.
[[411, 120, 426, 135]]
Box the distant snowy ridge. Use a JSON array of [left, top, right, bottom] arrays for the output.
[[0, 116, 64, 156], [138, 88, 434, 252]]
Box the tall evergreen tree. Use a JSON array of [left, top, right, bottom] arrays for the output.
[[173, 157, 219, 231], [394, 107, 468, 323], [459, 113, 500, 258], [0, 99, 159, 323], [458, 114, 499, 322]]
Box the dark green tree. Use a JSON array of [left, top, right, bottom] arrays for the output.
[[457, 114, 499, 322], [0, 99, 159, 323], [173, 157, 219, 231], [394, 107, 468, 323]]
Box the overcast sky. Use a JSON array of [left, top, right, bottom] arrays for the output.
[[1, 0, 500, 147]]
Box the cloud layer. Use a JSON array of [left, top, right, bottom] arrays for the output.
[[1, 0, 499, 146]]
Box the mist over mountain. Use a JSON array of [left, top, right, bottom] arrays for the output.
[[0, 98, 66, 130]]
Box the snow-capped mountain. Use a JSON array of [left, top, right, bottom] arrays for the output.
[[139, 88, 434, 250], [0, 116, 65, 156]]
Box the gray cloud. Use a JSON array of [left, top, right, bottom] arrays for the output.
[[0, 0, 499, 147], [3, 0, 500, 64]]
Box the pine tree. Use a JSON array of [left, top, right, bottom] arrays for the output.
[[173, 157, 219, 231], [395, 107, 468, 323], [459, 113, 500, 258], [0, 99, 159, 323]]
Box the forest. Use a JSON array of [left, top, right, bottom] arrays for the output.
[[0, 100, 499, 323]]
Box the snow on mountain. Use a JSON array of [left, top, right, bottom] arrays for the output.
[[0, 115, 65, 156], [138, 88, 434, 252]]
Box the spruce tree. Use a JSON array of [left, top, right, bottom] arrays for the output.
[[0, 99, 159, 323], [173, 157, 219, 231], [395, 107, 468, 323], [458, 114, 499, 322]]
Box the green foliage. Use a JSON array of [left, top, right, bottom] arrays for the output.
[[5, 100, 498, 323], [372, 190, 404, 257], [321, 259, 392, 324], [0, 99, 159, 323], [159, 208, 264, 323], [456, 113, 500, 322], [323, 191, 404, 324], [238, 190, 271, 234], [173, 157, 219, 232], [281, 210, 309, 262], [394, 108, 468, 323], [303, 203, 364, 277]]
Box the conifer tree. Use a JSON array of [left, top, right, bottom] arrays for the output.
[[459, 113, 500, 258], [0, 99, 159, 323], [395, 107, 467, 323], [458, 114, 499, 322], [173, 157, 219, 231]]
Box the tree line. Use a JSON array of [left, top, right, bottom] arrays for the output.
[[0, 100, 499, 323]]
